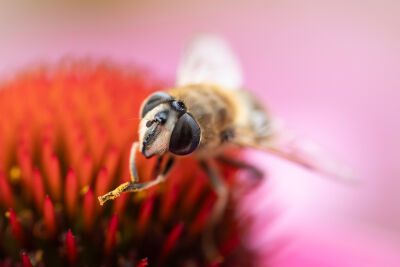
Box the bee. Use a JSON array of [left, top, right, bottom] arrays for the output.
[[98, 34, 353, 260]]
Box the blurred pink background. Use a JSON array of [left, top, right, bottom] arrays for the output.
[[1, 1, 399, 266]]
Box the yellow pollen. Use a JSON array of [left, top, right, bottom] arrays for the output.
[[80, 186, 90, 195], [5, 211, 10, 218], [134, 191, 147, 201], [9, 166, 21, 182], [35, 250, 44, 262]]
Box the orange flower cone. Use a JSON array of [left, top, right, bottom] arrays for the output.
[[0, 61, 256, 266]]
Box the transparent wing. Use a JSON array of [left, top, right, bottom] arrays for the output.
[[234, 115, 356, 182], [176, 34, 243, 89], [263, 118, 356, 182]]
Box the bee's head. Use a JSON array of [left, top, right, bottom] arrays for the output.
[[138, 92, 201, 158]]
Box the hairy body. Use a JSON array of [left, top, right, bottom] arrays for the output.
[[168, 83, 272, 158]]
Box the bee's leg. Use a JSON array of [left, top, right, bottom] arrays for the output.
[[217, 155, 264, 179], [151, 155, 164, 178], [129, 141, 164, 180], [129, 142, 140, 183], [98, 157, 174, 206], [199, 160, 228, 262]]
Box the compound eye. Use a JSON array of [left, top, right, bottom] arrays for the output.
[[169, 113, 201, 155], [140, 92, 174, 118]]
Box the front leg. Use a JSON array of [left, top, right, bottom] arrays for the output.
[[129, 142, 140, 183], [200, 160, 229, 262], [98, 156, 174, 206]]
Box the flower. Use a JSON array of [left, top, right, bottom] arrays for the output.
[[0, 61, 257, 266]]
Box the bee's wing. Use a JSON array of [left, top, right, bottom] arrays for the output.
[[176, 34, 243, 89], [261, 118, 356, 182], [235, 116, 355, 182]]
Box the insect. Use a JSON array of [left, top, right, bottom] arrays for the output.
[[98, 34, 353, 260]]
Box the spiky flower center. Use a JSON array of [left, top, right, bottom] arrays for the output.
[[0, 62, 254, 266]]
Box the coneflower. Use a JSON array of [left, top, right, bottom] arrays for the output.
[[0, 61, 257, 266]]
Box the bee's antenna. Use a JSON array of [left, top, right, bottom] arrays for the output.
[[146, 120, 156, 128]]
